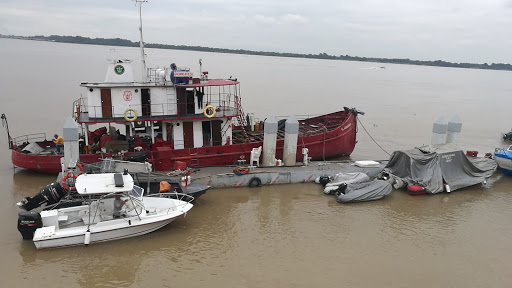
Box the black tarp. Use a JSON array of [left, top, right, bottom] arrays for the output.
[[381, 143, 497, 194]]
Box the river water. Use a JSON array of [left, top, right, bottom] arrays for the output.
[[1, 38, 512, 287]]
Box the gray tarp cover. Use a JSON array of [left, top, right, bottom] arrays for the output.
[[324, 172, 371, 194], [382, 143, 497, 194], [337, 179, 392, 203]]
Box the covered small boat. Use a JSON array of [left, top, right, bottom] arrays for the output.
[[321, 172, 371, 194], [379, 143, 497, 194], [336, 179, 392, 203], [17, 172, 194, 249], [494, 145, 512, 176]]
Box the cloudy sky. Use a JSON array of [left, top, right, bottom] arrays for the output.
[[1, 0, 511, 64]]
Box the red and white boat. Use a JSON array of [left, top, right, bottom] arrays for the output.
[[2, 2, 362, 174]]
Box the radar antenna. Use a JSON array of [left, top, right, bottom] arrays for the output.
[[134, 0, 148, 81]]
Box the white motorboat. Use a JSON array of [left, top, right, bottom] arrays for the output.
[[17, 172, 193, 249], [494, 145, 512, 176]]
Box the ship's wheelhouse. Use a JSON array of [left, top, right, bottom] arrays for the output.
[[76, 61, 242, 151]]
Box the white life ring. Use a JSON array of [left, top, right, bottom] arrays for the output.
[[124, 109, 138, 122], [203, 105, 216, 118]]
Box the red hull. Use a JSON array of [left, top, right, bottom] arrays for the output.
[[150, 112, 357, 170], [10, 110, 358, 174], [11, 151, 117, 174]]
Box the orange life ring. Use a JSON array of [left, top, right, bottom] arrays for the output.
[[76, 163, 83, 173], [61, 172, 80, 191]]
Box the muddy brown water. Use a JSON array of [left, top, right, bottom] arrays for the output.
[[1, 38, 512, 287]]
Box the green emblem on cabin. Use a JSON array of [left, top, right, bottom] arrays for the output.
[[114, 65, 125, 75]]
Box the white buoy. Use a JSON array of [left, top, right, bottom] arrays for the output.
[[84, 230, 91, 245], [446, 115, 462, 144], [283, 116, 299, 166], [262, 116, 278, 167], [431, 117, 447, 145]]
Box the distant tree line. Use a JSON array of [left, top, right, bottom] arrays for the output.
[[2, 34, 511, 71]]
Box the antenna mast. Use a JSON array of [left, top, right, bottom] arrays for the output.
[[135, 0, 148, 81]]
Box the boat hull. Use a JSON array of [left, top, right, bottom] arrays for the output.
[[150, 110, 358, 170], [10, 110, 358, 173], [11, 150, 117, 174], [494, 153, 512, 176], [34, 216, 177, 249], [33, 201, 193, 249]]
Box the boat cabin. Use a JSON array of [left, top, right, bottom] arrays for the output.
[[76, 60, 242, 151]]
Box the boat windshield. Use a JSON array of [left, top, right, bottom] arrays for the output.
[[131, 185, 144, 198]]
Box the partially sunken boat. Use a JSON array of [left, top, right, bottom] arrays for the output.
[[3, 2, 362, 174]]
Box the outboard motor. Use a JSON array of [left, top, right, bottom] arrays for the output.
[[318, 176, 331, 187], [17, 182, 67, 211], [334, 183, 348, 197], [17, 211, 42, 240]]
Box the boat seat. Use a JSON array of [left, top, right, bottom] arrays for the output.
[[250, 146, 262, 167]]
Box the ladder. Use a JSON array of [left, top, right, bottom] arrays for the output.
[[189, 148, 199, 167], [234, 96, 249, 139]]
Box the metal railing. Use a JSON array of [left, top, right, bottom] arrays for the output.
[[12, 133, 48, 146], [146, 192, 195, 206], [82, 98, 241, 120]]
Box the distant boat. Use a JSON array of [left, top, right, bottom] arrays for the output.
[[502, 131, 512, 141]]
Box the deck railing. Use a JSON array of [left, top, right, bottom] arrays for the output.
[[79, 98, 240, 120], [12, 133, 48, 147]]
